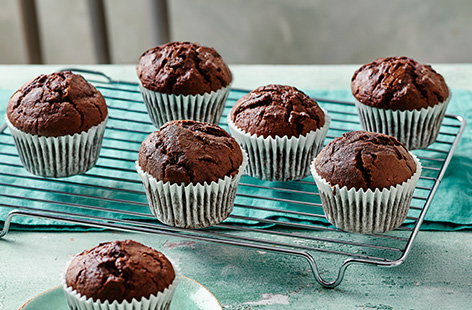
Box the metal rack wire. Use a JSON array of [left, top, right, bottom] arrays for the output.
[[0, 69, 466, 288]]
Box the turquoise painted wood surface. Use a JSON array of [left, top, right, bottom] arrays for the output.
[[1, 65, 471, 310]]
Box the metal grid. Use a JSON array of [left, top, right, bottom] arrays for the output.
[[0, 69, 465, 288]]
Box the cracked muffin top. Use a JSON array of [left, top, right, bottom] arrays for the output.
[[65, 240, 175, 303], [137, 41, 232, 95], [6, 71, 107, 137], [314, 131, 416, 190], [138, 120, 243, 184], [351, 56, 449, 111], [230, 84, 325, 138]]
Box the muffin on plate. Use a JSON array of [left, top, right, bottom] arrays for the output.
[[228, 84, 330, 181], [137, 41, 232, 128], [6, 71, 108, 178], [311, 131, 422, 234], [64, 240, 177, 310], [352, 56, 450, 149], [136, 120, 247, 228]]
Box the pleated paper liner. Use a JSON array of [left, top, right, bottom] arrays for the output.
[[311, 154, 422, 234], [6, 117, 107, 178], [227, 111, 330, 181], [355, 97, 450, 150], [139, 84, 230, 128], [136, 150, 248, 229]]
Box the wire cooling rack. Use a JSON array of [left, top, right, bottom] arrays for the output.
[[0, 69, 465, 288]]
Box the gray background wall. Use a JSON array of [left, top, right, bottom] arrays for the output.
[[1, 0, 471, 64]]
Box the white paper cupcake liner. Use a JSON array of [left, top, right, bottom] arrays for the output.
[[5, 117, 108, 178], [139, 84, 230, 128], [311, 154, 422, 234], [136, 150, 248, 229], [62, 257, 179, 310], [227, 111, 330, 181], [355, 97, 450, 150]]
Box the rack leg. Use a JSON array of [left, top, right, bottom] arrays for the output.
[[0, 210, 18, 238]]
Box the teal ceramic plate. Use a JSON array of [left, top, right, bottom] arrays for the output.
[[20, 275, 222, 310]]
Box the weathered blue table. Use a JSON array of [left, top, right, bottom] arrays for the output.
[[1, 65, 471, 310]]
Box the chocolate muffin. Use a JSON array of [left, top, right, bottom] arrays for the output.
[[228, 84, 330, 181], [136, 120, 247, 228], [352, 57, 450, 150], [311, 131, 421, 234], [352, 56, 448, 111], [137, 41, 232, 96], [138, 120, 243, 185], [137, 42, 232, 128], [7, 71, 108, 137], [64, 240, 176, 307], [5, 71, 108, 178], [315, 131, 416, 190], [230, 84, 325, 138]]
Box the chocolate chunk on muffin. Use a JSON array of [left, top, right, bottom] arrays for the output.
[[65, 240, 176, 303], [351, 56, 449, 111], [7, 71, 108, 137], [137, 41, 232, 96], [230, 84, 325, 138], [315, 131, 416, 190], [138, 120, 243, 185]]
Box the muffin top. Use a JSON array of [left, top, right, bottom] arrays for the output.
[[6, 71, 108, 137], [65, 240, 175, 303], [137, 41, 232, 95], [315, 131, 417, 190], [230, 84, 325, 138], [351, 56, 448, 111], [138, 120, 243, 184]]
